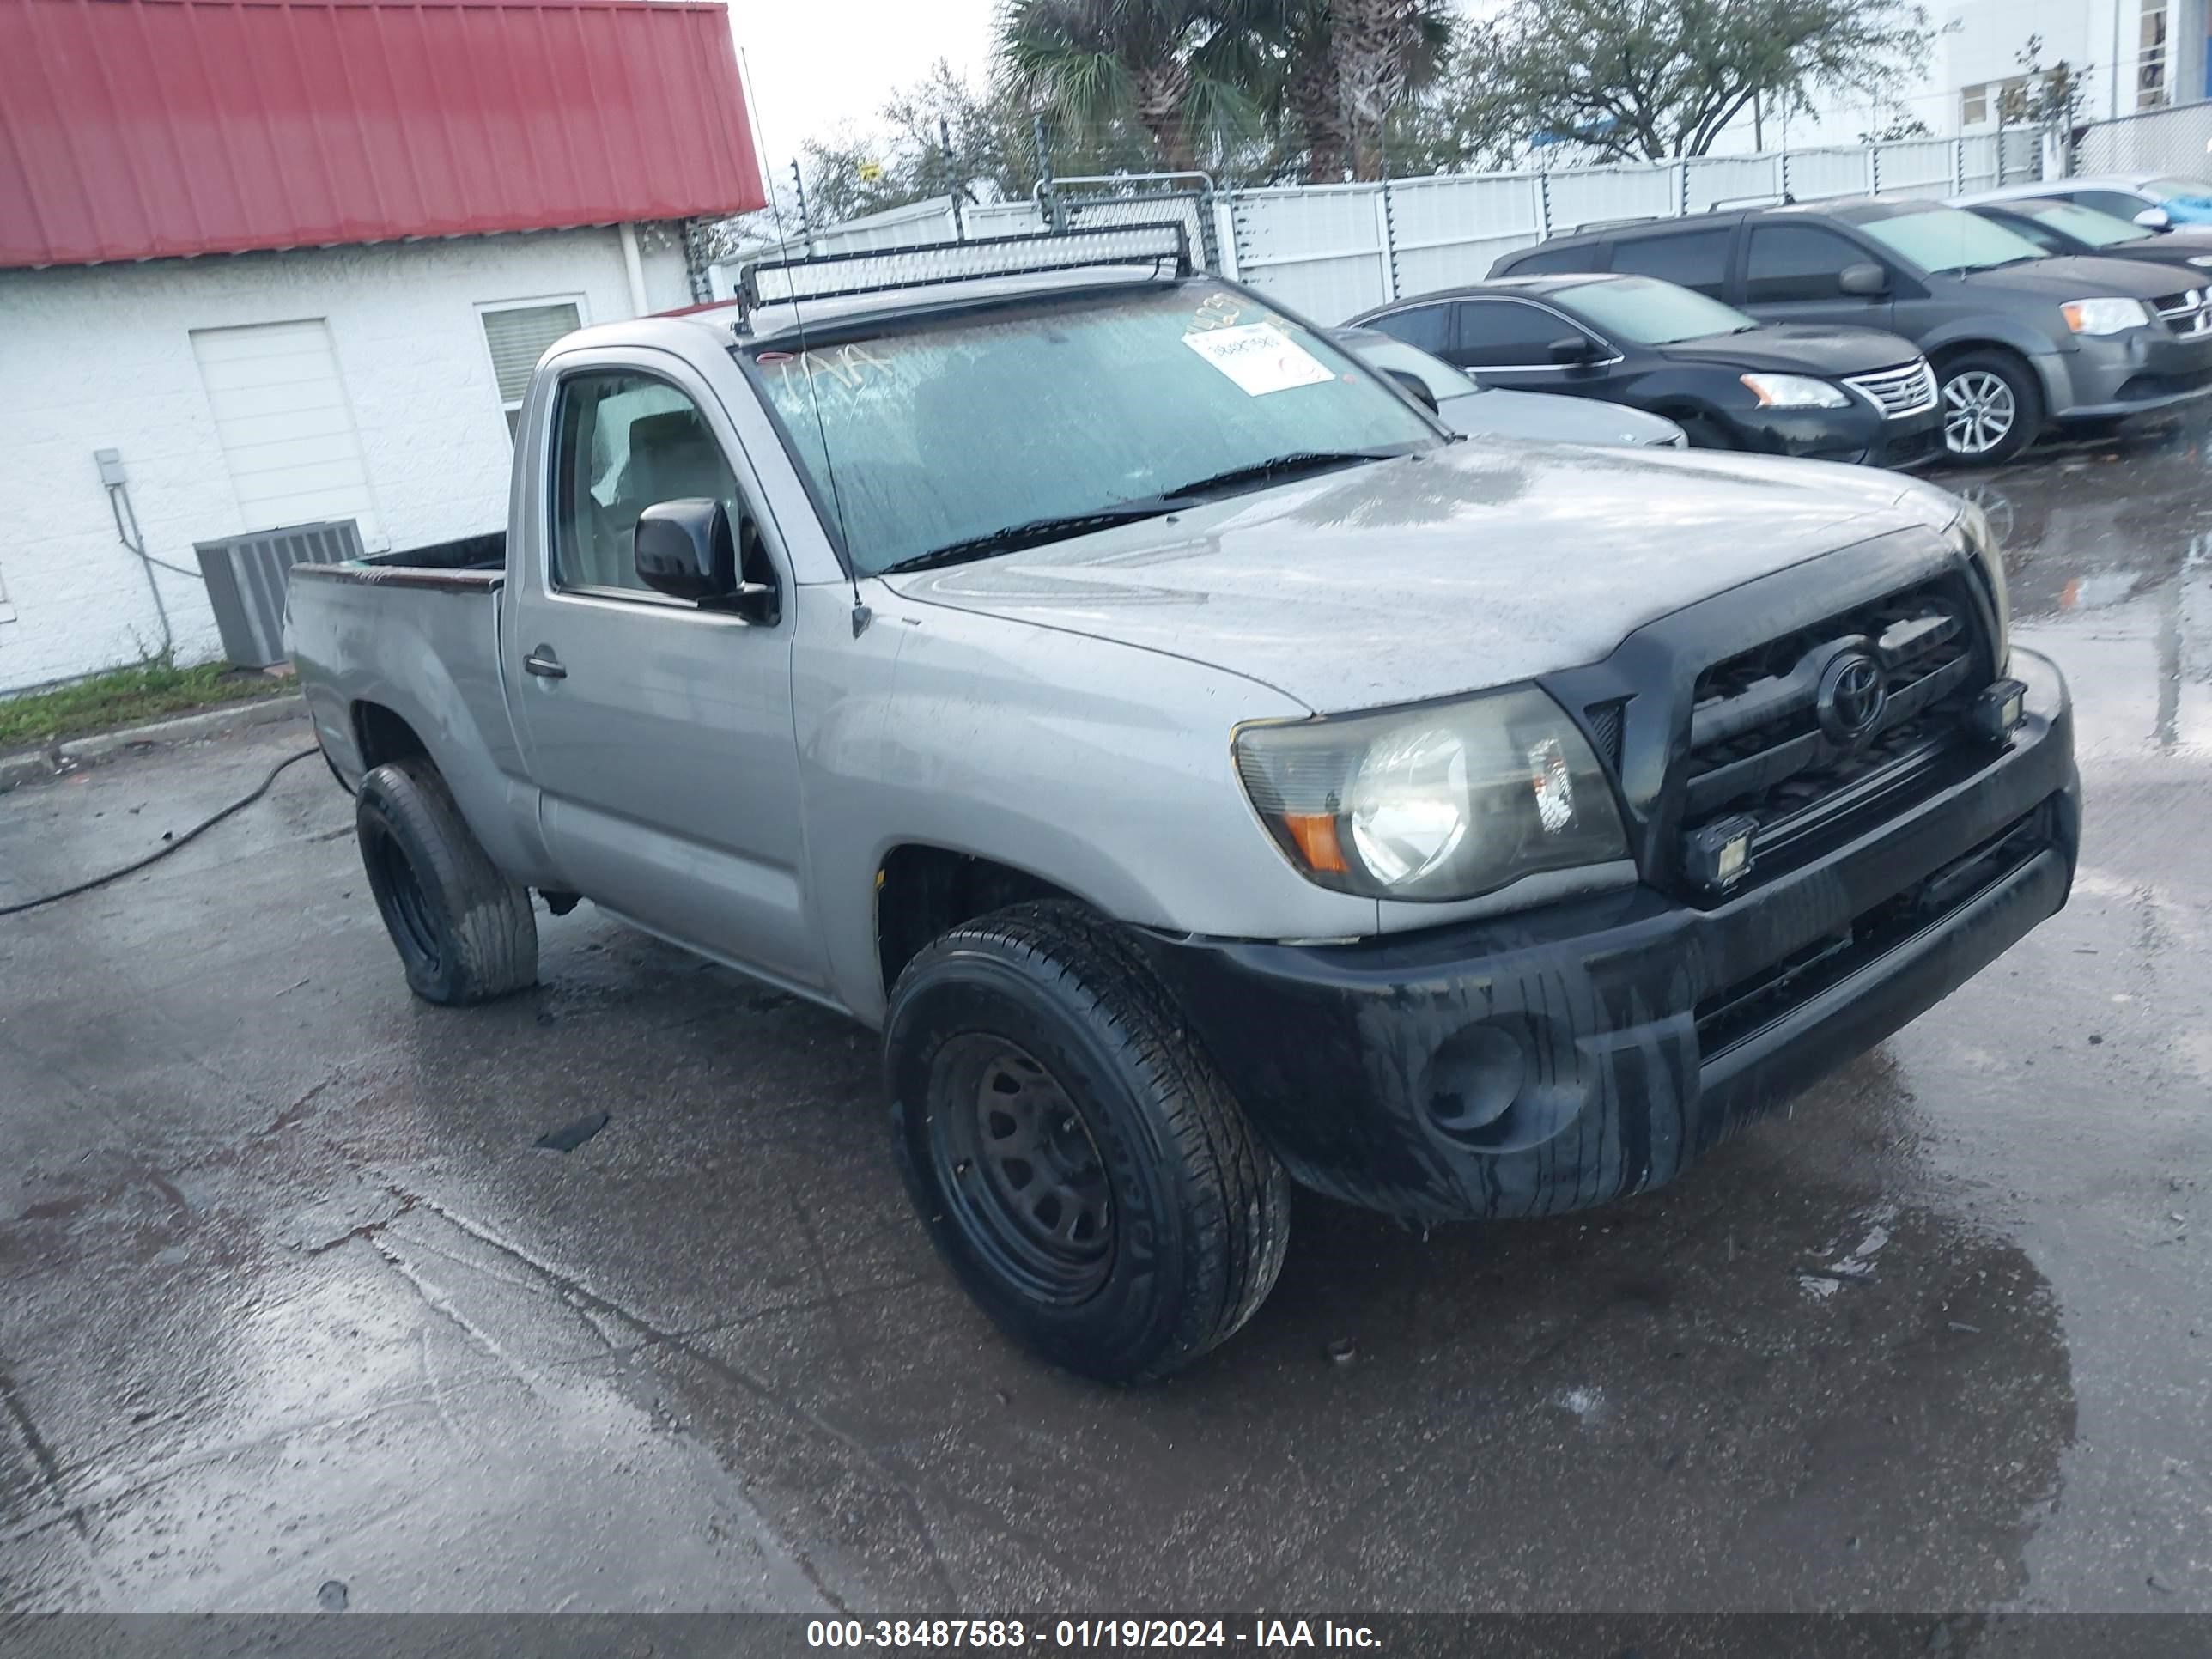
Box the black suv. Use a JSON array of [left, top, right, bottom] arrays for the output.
[[1492, 197, 2212, 464]]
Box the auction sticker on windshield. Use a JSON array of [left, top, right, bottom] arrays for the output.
[[1182, 322, 1334, 396]]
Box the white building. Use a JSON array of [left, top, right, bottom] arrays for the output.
[[0, 0, 766, 697], [1761, 0, 2200, 149]]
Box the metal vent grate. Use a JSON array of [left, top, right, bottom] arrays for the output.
[[195, 520, 363, 668], [1583, 699, 1626, 770]]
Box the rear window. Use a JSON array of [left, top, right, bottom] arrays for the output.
[[1369, 303, 1452, 354], [1502, 242, 1611, 276], [1608, 228, 1733, 297]]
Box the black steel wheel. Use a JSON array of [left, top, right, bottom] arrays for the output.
[[926, 1034, 1114, 1304], [356, 757, 538, 1006], [886, 903, 1290, 1383]]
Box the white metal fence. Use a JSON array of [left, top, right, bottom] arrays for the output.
[[1230, 131, 2049, 324], [715, 130, 2056, 325]]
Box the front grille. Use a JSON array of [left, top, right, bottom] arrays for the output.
[[1843, 359, 1938, 419], [2154, 288, 2212, 337], [1680, 579, 1985, 876]]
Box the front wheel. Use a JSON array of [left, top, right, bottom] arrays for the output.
[[885, 904, 1290, 1383], [1938, 351, 2042, 465]]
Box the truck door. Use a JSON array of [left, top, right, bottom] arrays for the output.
[[505, 354, 822, 990]]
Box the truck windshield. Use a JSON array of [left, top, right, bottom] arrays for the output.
[[1857, 207, 2045, 274], [745, 282, 1438, 575]]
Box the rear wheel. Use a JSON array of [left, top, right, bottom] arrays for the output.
[[356, 757, 537, 1006], [1938, 350, 2042, 465], [885, 904, 1290, 1382]]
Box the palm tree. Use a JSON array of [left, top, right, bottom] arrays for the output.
[[998, 0, 1259, 174], [1255, 0, 1455, 182]]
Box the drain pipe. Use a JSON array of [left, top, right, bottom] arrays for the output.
[[619, 222, 649, 317]]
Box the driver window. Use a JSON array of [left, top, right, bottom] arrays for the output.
[[552, 371, 752, 596]]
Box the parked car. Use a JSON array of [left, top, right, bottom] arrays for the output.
[[289, 227, 2078, 1383], [1350, 274, 1941, 467], [1962, 173, 2212, 229], [1957, 194, 2212, 277], [1329, 325, 1687, 447], [1492, 197, 2212, 464]]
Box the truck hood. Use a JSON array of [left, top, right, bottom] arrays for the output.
[[881, 442, 1952, 714]]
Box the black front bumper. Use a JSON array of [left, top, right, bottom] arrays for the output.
[[1722, 402, 1942, 470], [1141, 650, 2078, 1224]]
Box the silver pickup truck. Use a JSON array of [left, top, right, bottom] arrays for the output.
[[289, 226, 2080, 1382]]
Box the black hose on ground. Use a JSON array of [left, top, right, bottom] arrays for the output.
[[0, 747, 321, 918]]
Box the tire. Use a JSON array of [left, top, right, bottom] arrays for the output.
[[885, 903, 1290, 1383], [1937, 349, 2042, 466], [356, 757, 538, 1006]]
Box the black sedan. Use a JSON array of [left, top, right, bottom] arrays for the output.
[[1958, 195, 2212, 281], [1348, 274, 1942, 467]]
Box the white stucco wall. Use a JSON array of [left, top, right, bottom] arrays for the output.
[[0, 224, 694, 695]]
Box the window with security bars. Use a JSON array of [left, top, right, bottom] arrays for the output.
[[479, 300, 586, 440]]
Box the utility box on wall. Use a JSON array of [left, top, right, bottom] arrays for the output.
[[194, 520, 363, 669]]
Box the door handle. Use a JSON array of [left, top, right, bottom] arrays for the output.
[[523, 647, 567, 680]]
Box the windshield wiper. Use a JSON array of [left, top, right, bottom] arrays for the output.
[[1156, 448, 1406, 501], [879, 501, 1182, 574]]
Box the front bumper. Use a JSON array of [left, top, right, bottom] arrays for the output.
[[1141, 650, 2078, 1224], [1722, 400, 1942, 469], [2042, 328, 2212, 422]]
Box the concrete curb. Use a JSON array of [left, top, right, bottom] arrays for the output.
[[0, 695, 308, 795]]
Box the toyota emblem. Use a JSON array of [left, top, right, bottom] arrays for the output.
[[1817, 652, 1887, 745]]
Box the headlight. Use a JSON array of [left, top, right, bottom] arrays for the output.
[[1233, 687, 1628, 901], [1947, 500, 2009, 669], [1740, 373, 1850, 409], [2061, 297, 2155, 335], [2188, 254, 2212, 267]]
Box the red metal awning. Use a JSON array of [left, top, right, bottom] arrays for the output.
[[0, 0, 767, 269]]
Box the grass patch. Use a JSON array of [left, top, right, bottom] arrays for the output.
[[0, 658, 291, 751]]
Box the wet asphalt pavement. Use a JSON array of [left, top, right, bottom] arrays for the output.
[[2, 435, 2209, 1620]]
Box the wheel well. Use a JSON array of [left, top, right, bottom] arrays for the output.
[[877, 846, 1085, 994], [354, 702, 430, 772], [1931, 340, 2032, 375]]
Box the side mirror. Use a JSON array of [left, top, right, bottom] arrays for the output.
[[1838, 261, 1890, 296], [1384, 368, 1441, 413], [635, 498, 779, 623], [1548, 334, 1599, 364], [2136, 206, 2173, 230]]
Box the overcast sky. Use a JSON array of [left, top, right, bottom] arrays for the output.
[[732, 0, 1001, 179]]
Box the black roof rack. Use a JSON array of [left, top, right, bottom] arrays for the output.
[[738, 222, 1192, 317]]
